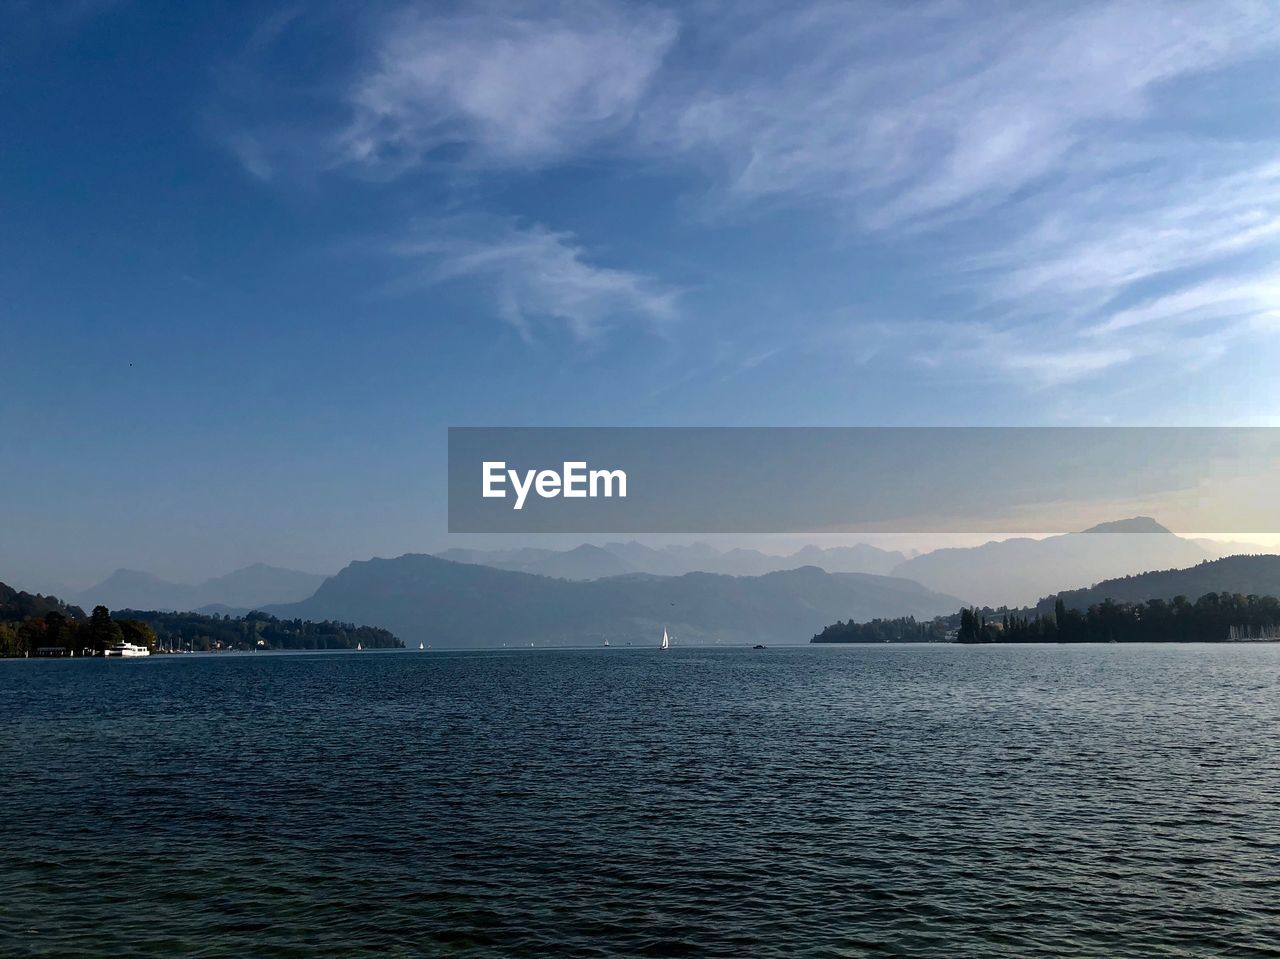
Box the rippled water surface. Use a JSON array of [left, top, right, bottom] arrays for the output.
[[4, 644, 1280, 957]]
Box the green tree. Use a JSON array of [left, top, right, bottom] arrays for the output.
[[117, 619, 156, 650], [87, 605, 124, 654], [0, 622, 19, 657], [17, 618, 45, 656]]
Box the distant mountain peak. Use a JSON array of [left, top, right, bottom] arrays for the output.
[[441, 540, 906, 579], [78, 562, 326, 612], [892, 515, 1204, 606], [1079, 516, 1173, 535], [94, 568, 174, 587]]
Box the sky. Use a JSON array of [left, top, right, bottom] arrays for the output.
[[4, 0, 1280, 590]]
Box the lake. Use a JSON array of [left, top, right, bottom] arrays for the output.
[[3, 644, 1279, 957]]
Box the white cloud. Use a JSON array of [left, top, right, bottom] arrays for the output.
[[217, 1, 1280, 390], [224, 0, 1280, 218], [980, 160, 1280, 307], [1090, 277, 1273, 336], [225, 131, 274, 181], [338, 1, 677, 172], [922, 153, 1280, 389], [689, 1, 1275, 395], [651, 1, 1280, 227], [394, 220, 678, 340], [997, 345, 1135, 387], [897, 319, 1135, 389]]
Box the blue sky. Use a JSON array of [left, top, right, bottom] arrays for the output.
[[4, 0, 1280, 588]]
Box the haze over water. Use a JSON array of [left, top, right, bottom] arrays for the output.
[[4, 645, 1280, 958]]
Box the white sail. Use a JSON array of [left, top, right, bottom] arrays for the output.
[[660, 627, 669, 650]]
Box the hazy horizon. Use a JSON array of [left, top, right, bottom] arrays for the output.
[[20, 525, 1280, 601]]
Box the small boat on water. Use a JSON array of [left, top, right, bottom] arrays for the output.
[[356, 642, 363, 651], [660, 627, 670, 651], [603, 639, 610, 647], [419, 643, 425, 651], [105, 641, 150, 657]]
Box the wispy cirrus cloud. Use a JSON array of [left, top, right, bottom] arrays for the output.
[[215, 0, 1280, 390], [976, 160, 1280, 307], [852, 317, 1136, 390], [895, 151, 1280, 388], [684, 1, 1276, 395], [392, 220, 679, 341], [215, 2, 680, 346], [216, 0, 679, 180], [339, 1, 677, 173], [652, 1, 1280, 227], [224, 0, 1280, 215], [1089, 273, 1280, 337]]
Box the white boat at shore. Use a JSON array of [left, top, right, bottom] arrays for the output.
[[105, 641, 150, 657]]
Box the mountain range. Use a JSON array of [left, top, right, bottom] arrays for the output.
[[61, 518, 1276, 645], [436, 541, 908, 579], [439, 520, 1238, 608], [21, 541, 1280, 649], [264, 554, 961, 648], [888, 517, 1213, 607], [76, 563, 327, 613]]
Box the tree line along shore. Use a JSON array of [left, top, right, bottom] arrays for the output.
[[10, 580, 1280, 655], [813, 592, 1280, 644], [0, 581, 401, 657]]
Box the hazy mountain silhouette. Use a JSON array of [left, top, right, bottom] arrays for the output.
[[891, 517, 1210, 607], [784, 544, 905, 575], [438, 544, 633, 579], [1191, 538, 1275, 560], [194, 603, 251, 617], [603, 541, 906, 576], [1039, 554, 1280, 613], [436, 546, 560, 569], [434, 541, 905, 580], [266, 553, 959, 647], [78, 563, 327, 612], [78, 569, 195, 612]]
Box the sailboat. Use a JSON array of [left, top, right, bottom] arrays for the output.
[[660, 627, 670, 651], [419, 643, 425, 651], [356, 642, 363, 651]]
